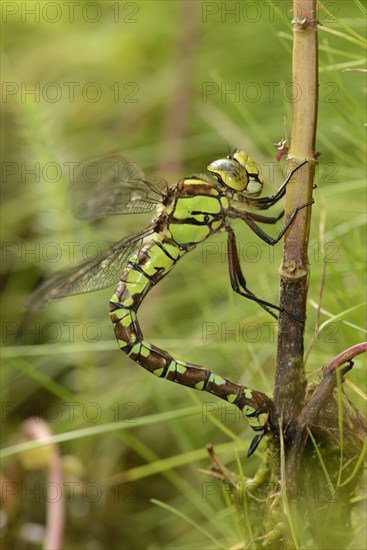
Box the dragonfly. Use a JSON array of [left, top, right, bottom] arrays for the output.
[[27, 150, 311, 456]]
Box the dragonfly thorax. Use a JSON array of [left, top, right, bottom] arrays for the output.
[[165, 178, 228, 246], [207, 149, 264, 197]]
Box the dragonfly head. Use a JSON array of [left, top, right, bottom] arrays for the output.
[[207, 149, 264, 196]]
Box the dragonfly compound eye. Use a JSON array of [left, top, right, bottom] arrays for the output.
[[207, 158, 249, 192], [232, 149, 264, 197]]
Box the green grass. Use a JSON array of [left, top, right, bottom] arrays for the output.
[[1, 1, 366, 548]]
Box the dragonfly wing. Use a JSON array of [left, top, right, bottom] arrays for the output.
[[25, 226, 155, 309], [70, 153, 167, 220]]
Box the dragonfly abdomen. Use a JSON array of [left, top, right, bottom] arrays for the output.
[[109, 224, 272, 456], [110, 231, 182, 308]]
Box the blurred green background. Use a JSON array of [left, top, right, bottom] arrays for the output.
[[1, 1, 366, 548]]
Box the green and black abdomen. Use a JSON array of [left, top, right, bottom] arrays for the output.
[[109, 176, 271, 456]]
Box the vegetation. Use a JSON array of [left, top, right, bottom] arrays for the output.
[[1, 1, 366, 548]]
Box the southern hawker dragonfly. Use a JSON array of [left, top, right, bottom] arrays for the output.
[[27, 150, 311, 456]]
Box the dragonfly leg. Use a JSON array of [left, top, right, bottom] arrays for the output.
[[244, 210, 284, 225], [225, 220, 311, 322], [224, 198, 314, 324], [228, 199, 314, 246], [226, 224, 280, 319]]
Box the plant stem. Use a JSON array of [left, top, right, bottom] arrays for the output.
[[286, 342, 367, 476], [273, 0, 318, 447]]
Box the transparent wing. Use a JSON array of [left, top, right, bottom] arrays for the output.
[[25, 225, 155, 309], [70, 152, 167, 220]]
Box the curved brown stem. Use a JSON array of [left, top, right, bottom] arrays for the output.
[[286, 342, 367, 479], [324, 342, 367, 374]]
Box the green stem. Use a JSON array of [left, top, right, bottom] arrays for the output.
[[274, 0, 319, 450]]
